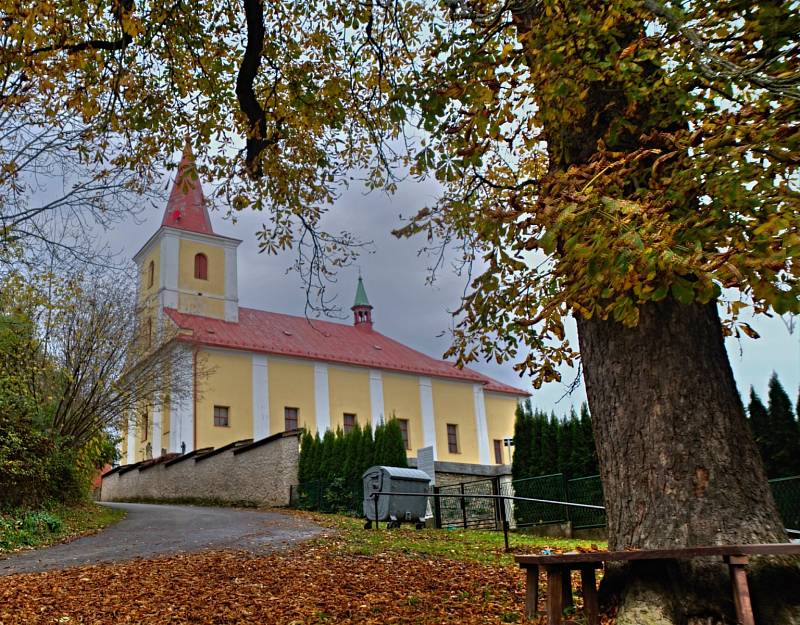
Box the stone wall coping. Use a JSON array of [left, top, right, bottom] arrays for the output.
[[117, 462, 143, 476], [233, 429, 302, 456], [164, 447, 214, 467], [102, 465, 123, 478], [408, 458, 512, 478], [194, 438, 253, 463], [139, 453, 182, 472]]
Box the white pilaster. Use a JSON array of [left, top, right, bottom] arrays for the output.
[[159, 231, 179, 311], [252, 354, 270, 439], [126, 412, 136, 463], [369, 369, 384, 429], [152, 396, 162, 458], [419, 377, 437, 460], [170, 346, 194, 453], [224, 246, 239, 322], [472, 384, 491, 465], [314, 362, 331, 432]]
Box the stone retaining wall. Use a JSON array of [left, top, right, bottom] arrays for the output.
[[100, 430, 301, 506]]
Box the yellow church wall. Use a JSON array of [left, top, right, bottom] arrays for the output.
[[178, 239, 225, 296], [267, 357, 316, 434], [138, 246, 160, 303], [485, 393, 519, 465], [432, 379, 480, 464], [328, 366, 371, 432], [195, 349, 253, 449], [382, 373, 423, 453], [177, 292, 226, 318]]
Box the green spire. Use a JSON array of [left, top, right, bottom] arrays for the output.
[[353, 276, 371, 308]]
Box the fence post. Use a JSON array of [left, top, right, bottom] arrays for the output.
[[460, 482, 468, 529], [491, 476, 501, 531], [433, 486, 442, 529], [561, 473, 571, 525], [499, 493, 510, 552]]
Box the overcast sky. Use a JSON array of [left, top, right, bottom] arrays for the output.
[[100, 160, 799, 416]]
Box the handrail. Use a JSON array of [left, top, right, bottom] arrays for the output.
[[368, 490, 605, 510]]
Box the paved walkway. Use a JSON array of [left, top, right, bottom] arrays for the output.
[[0, 502, 322, 576]]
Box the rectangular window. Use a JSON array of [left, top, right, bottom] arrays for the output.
[[285, 407, 299, 431], [213, 405, 229, 427], [142, 411, 149, 441], [397, 419, 410, 450], [447, 423, 459, 454], [343, 413, 356, 434], [494, 439, 503, 464]]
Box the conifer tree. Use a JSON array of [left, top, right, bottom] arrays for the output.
[[579, 403, 598, 476], [318, 429, 336, 482], [298, 430, 314, 483], [511, 401, 531, 481], [540, 413, 559, 475], [557, 410, 575, 477], [747, 388, 770, 472], [567, 411, 585, 478], [359, 423, 374, 476], [383, 419, 408, 467], [767, 373, 800, 477], [529, 409, 544, 477]]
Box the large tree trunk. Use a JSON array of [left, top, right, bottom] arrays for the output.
[[577, 298, 800, 624]]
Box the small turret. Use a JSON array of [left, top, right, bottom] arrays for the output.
[[352, 276, 373, 330]]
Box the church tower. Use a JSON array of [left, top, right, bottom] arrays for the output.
[[351, 276, 373, 330], [133, 141, 241, 323]]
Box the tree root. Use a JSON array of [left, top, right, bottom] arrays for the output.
[[601, 558, 800, 625]]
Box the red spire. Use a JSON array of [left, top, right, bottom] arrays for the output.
[[161, 140, 214, 234]]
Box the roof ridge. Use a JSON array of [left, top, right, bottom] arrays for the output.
[[164, 306, 528, 396]]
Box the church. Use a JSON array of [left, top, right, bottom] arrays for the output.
[[122, 145, 527, 469]]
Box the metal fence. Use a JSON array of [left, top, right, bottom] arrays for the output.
[[771, 475, 800, 534], [289, 472, 799, 535]]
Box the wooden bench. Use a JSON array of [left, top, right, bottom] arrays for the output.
[[515, 543, 800, 625]]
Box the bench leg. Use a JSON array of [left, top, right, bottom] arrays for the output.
[[725, 555, 755, 625], [525, 566, 539, 619], [545, 565, 564, 625], [580, 567, 600, 625], [562, 568, 573, 608]]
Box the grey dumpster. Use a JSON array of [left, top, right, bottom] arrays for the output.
[[362, 465, 431, 528]]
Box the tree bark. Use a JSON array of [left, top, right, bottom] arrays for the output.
[[576, 298, 800, 624], [578, 298, 785, 551]]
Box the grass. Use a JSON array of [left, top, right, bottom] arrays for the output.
[[0, 502, 126, 555], [291, 511, 606, 567]]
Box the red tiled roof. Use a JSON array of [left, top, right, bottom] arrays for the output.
[[161, 141, 214, 235], [164, 307, 529, 396]]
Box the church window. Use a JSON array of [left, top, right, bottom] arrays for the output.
[[494, 439, 503, 464], [142, 411, 149, 441], [397, 419, 410, 450], [146, 317, 152, 347], [213, 405, 229, 427], [194, 253, 208, 280], [343, 413, 356, 433], [447, 424, 459, 454], [147, 261, 154, 288], [284, 407, 299, 431]]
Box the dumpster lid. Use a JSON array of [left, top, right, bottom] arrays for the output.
[[363, 466, 431, 481]]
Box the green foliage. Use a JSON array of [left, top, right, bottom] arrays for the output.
[[0, 503, 125, 554], [748, 373, 800, 478], [296, 419, 408, 513], [512, 402, 599, 482]]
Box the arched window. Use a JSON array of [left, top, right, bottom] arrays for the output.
[[194, 253, 208, 280], [147, 261, 154, 288], [146, 317, 152, 347]]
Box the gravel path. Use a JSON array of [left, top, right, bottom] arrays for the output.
[[0, 502, 322, 576]]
